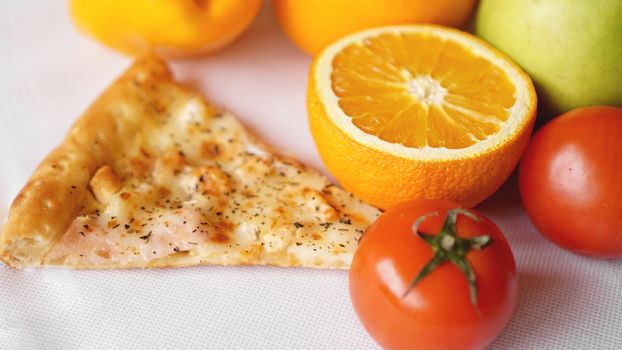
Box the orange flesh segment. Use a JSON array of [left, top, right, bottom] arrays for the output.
[[331, 32, 517, 149]]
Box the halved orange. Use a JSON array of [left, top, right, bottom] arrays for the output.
[[308, 25, 537, 209]]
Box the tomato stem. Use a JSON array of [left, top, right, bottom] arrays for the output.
[[403, 209, 491, 309]]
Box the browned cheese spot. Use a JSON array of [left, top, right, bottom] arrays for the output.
[[210, 220, 233, 244], [194, 166, 231, 196], [158, 186, 172, 197], [241, 189, 255, 198], [240, 244, 263, 259], [96, 250, 111, 259], [139, 147, 151, 158], [200, 141, 221, 159], [129, 156, 153, 178], [162, 149, 186, 173]]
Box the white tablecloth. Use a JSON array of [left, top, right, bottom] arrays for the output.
[[1, 2, 620, 349]]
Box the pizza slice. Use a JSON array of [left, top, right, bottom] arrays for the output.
[[0, 56, 380, 269]]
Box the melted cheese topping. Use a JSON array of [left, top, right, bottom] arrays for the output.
[[44, 97, 380, 269]]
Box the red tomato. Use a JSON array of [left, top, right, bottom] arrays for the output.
[[349, 199, 517, 350], [519, 106, 622, 258]]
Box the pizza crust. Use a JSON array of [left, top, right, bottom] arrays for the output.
[[0, 56, 381, 269], [1, 58, 169, 267]]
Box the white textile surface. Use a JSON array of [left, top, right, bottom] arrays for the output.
[[0, 2, 620, 349]]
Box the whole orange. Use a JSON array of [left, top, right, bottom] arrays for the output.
[[272, 0, 477, 54], [70, 0, 262, 58]]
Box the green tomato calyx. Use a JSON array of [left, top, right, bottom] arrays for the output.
[[403, 209, 491, 308]]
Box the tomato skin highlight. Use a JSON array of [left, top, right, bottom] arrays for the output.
[[519, 106, 622, 258], [349, 200, 517, 350]]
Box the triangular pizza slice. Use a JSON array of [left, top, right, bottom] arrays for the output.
[[0, 56, 380, 269]]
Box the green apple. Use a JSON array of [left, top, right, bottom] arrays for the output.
[[475, 0, 622, 116]]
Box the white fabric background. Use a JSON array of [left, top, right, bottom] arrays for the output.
[[0, 1, 620, 349]]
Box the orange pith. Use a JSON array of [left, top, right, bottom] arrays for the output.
[[332, 32, 516, 149]]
